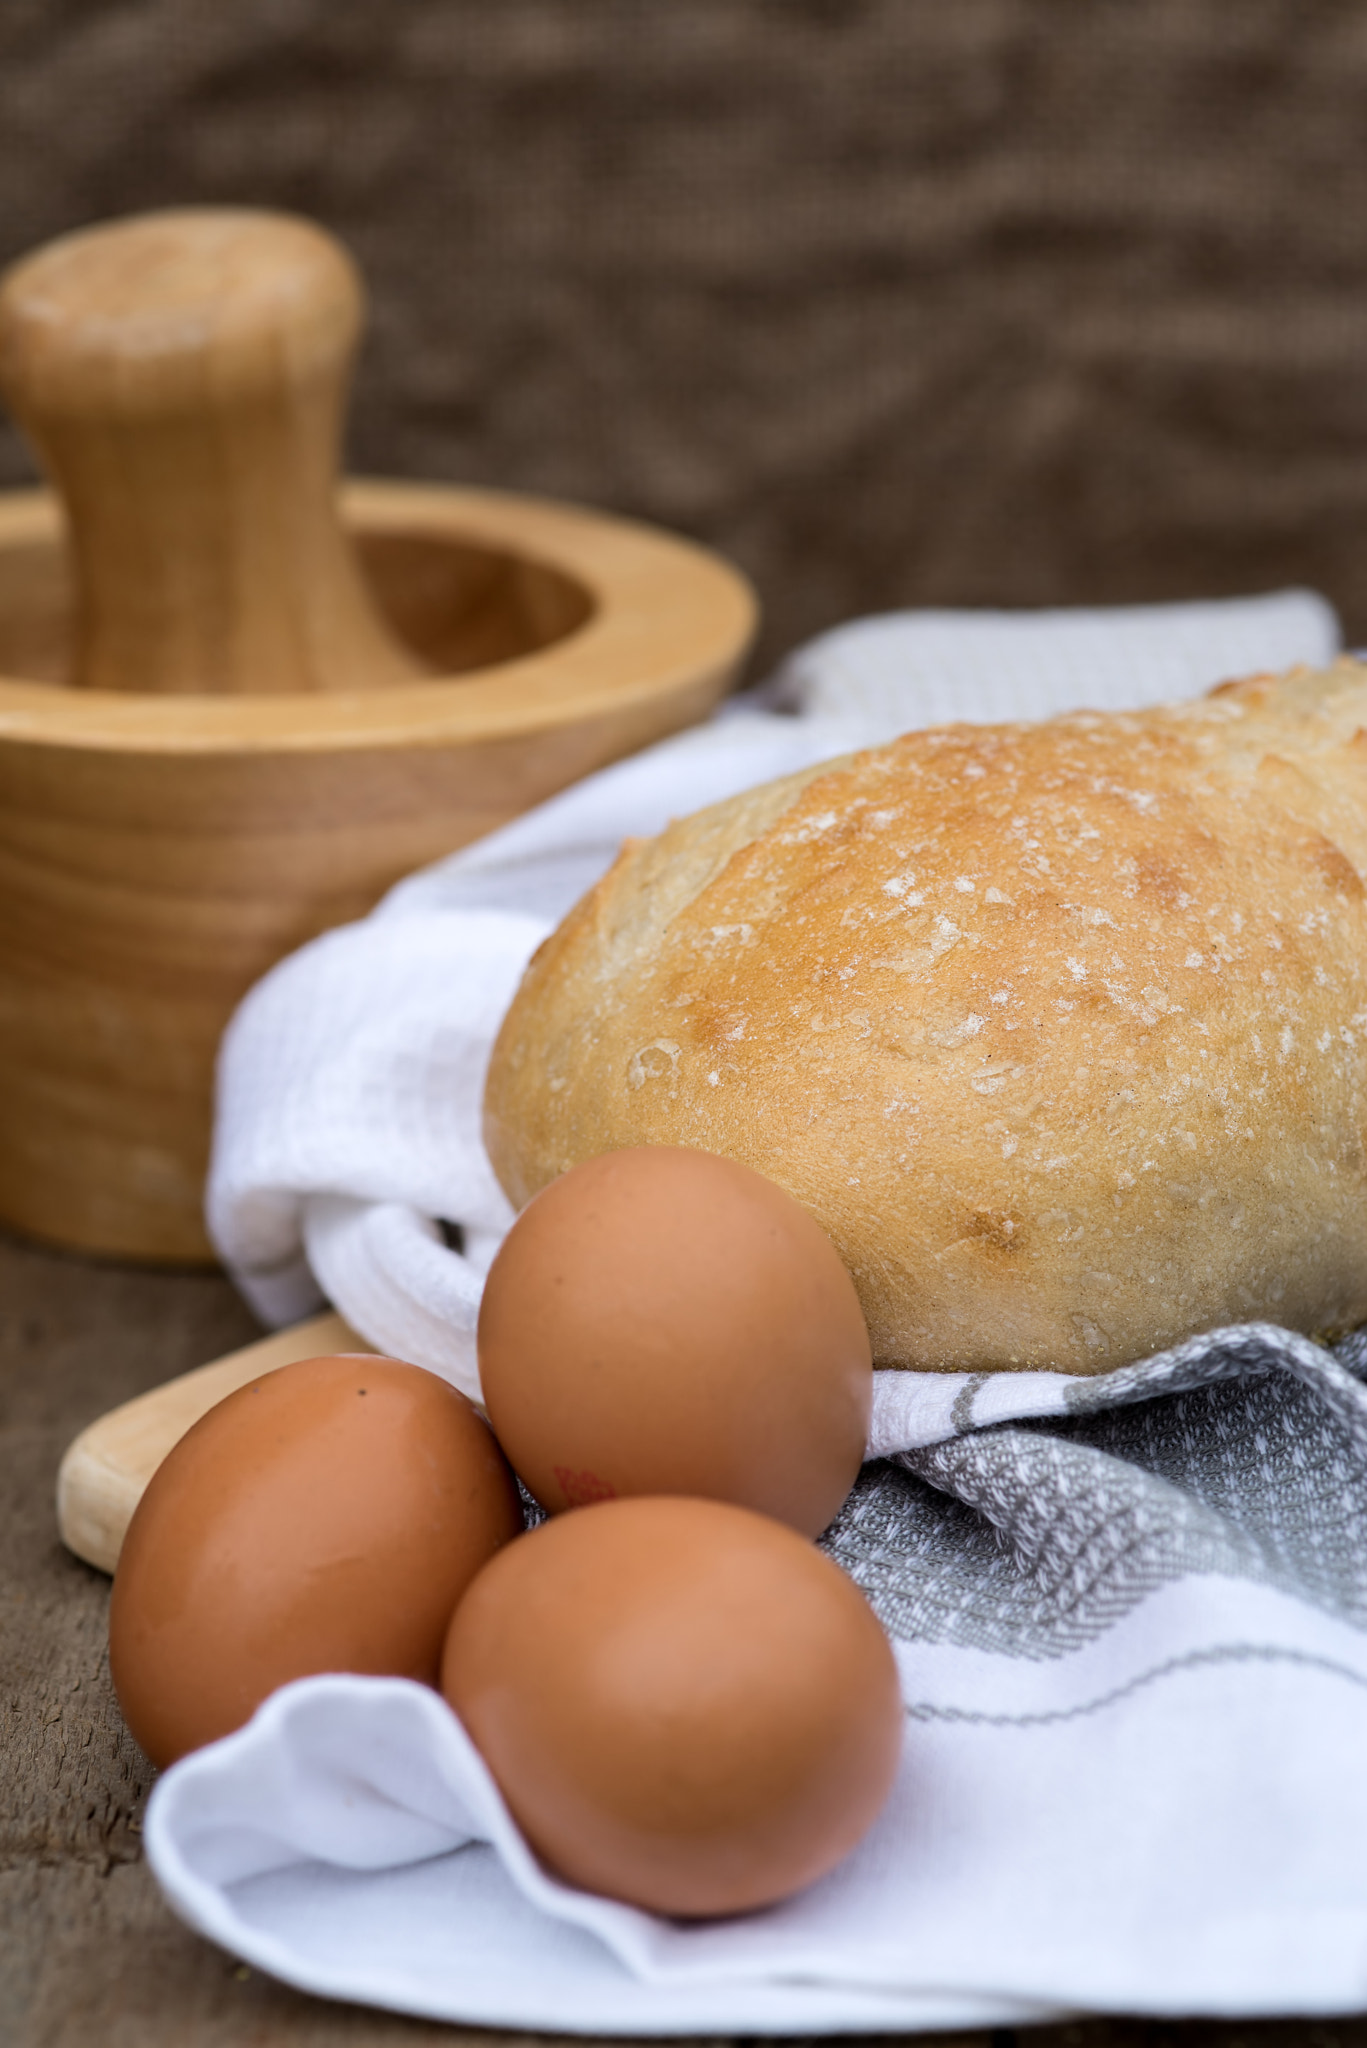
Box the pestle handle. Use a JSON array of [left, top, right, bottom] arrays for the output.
[[0, 207, 423, 695]]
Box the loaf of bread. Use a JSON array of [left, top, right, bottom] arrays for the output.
[[484, 660, 1367, 1374]]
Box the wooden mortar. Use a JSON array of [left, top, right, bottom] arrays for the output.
[[0, 209, 756, 1262]]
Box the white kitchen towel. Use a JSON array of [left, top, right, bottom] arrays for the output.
[[178, 586, 1364, 2031], [147, 1319, 1367, 2030], [763, 591, 1341, 729]]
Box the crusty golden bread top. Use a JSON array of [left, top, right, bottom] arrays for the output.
[[485, 660, 1367, 1373]]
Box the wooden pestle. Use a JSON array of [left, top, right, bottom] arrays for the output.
[[0, 207, 423, 695]]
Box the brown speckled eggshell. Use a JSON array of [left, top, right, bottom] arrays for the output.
[[477, 1147, 872, 1534], [109, 1353, 523, 1768], [442, 1494, 903, 1917]]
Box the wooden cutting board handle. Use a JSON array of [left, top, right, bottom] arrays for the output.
[[0, 207, 422, 695], [56, 1311, 365, 1575]]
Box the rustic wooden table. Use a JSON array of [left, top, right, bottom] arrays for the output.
[[2, 1219, 1362, 2048]]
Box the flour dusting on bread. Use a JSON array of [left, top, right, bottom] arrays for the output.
[[486, 661, 1367, 1374]]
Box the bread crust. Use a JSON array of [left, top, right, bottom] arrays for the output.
[[485, 661, 1367, 1373]]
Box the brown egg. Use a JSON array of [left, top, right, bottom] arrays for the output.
[[478, 1146, 872, 1535], [443, 1495, 902, 1917], [109, 1353, 523, 1768]]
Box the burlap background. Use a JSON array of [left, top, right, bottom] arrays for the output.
[[7, 5, 1367, 2042], [3, 1, 1367, 669]]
